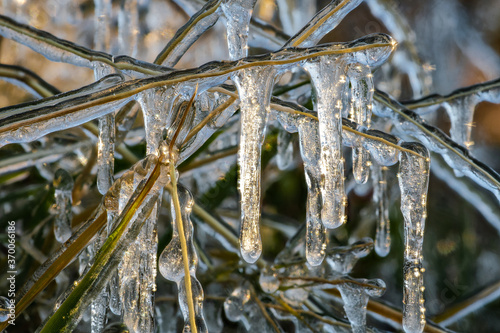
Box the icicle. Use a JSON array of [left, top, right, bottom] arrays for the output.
[[159, 184, 207, 333], [91, 291, 108, 333], [325, 238, 373, 275], [94, 0, 112, 53], [118, 0, 139, 57], [103, 154, 167, 332], [372, 163, 391, 257], [97, 113, 115, 195], [298, 117, 327, 266], [53, 168, 73, 243], [347, 63, 373, 185], [277, 129, 294, 170], [442, 95, 478, 150], [398, 142, 430, 333], [0, 296, 10, 322], [303, 56, 348, 229], [338, 278, 386, 333], [221, 0, 258, 60], [234, 66, 277, 263]]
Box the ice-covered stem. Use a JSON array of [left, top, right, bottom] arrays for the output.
[[94, 0, 112, 53], [398, 142, 430, 333], [286, 0, 363, 47], [159, 177, 207, 333], [222, 0, 258, 60], [373, 90, 500, 203], [53, 168, 74, 243], [303, 56, 347, 229], [233, 66, 277, 263], [347, 63, 373, 184], [372, 163, 391, 257]]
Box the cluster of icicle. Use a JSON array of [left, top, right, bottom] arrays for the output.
[[0, 0, 440, 332]]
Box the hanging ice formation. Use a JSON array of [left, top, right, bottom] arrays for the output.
[[398, 143, 430, 333], [159, 184, 208, 333], [347, 63, 374, 185], [372, 163, 391, 257], [52, 168, 74, 243]]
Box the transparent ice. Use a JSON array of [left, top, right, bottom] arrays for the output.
[[398, 142, 430, 333]]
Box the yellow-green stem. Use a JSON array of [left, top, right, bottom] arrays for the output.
[[170, 160, 198, 333]]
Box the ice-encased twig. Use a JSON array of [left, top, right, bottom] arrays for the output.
[[234, 66, 277, 263], [398, 142, 430, 333], [38, 154, 170, 333], [374, 91, 500, 203], [0, 14, 170, 76], [0, 34, 394, 148], [155, 0, 223, 66], [159, 183, 207, 333], [0, 64, 60, 98], [347, 63, 373, 184], [285, 0, 363, 47]]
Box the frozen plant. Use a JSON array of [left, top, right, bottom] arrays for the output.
[[0, 0, 500, 333]]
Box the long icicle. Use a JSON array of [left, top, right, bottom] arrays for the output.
[[398, 142, 430, 333]]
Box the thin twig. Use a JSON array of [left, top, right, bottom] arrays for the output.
[[169, 161, 198, 333]]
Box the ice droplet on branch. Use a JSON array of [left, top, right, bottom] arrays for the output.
[[398, 142, 430, 333]]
